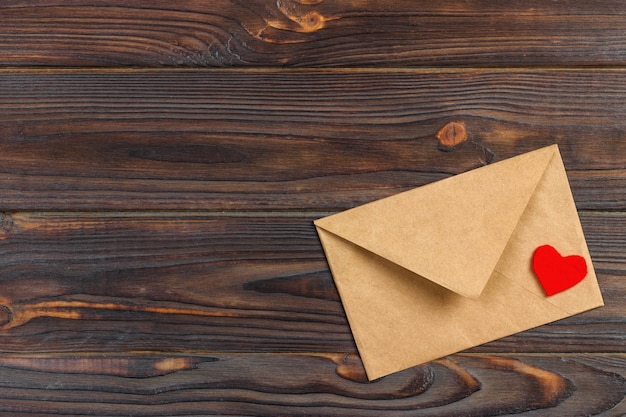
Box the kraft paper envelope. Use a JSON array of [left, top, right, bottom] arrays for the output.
[[314, 145, 604, 380]]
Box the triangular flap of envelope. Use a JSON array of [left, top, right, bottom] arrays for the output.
[[315, 145, 559, 298]]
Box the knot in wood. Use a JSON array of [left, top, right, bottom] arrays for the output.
[[0, 305, 12, 328], [436, 121, 468, 149], [298, 11, 325, 32], [0, 213, 14, 235], [335, 353, 369, 383]]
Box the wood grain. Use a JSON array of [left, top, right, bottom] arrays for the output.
[[3, 1, 626, 67], [1, 69, 625, 211], [0, 212, 622, 354], [2, 2, 625, 413], [0, 353, 621, 416]]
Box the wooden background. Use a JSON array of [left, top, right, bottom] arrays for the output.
[[1, 1, 625, 415]]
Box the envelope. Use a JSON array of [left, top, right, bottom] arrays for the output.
[[314, 145, 604, 380]]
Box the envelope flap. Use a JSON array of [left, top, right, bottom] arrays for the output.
[[315, 145, 558, 298]]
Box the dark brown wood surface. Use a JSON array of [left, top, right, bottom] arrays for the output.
[[0, 1, 625, 416], [3, 1, 626, 67], [1, 70, 625, 211]]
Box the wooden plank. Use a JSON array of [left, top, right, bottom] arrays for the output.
[[3, 1, 626, 67], [0, 353, 621, 416], [1, 69, 625, 211], [0, 212, 622, 354]]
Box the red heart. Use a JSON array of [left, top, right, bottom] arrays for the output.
[[532, 245, 587, 296]]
